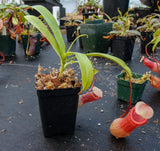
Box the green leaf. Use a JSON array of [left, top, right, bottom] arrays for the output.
[[0, 5, 8, 9], [75, 53, 94, 91], [151, 29, 160, 51], [25, 15, 62, 58], [32, 5, 65, 57], [12, 16, 18, 25], [151, 36, 160, 52], [86, 53, 132, 77]]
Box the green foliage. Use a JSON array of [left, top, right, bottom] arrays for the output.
[[25, 5, 132, 92], [0, 3, 29, 35], [150, 28, 160, 52], [136, 14, 160, 32], [106, 8, 140, 37], [64, 18, 82, 26]]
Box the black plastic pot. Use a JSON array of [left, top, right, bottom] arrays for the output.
[[103, 0, 129, 18], [141, 32, 153, 54], [134, 7, 153, 19], [0, 35, 16, 57], [111, 36, 135, 61], [21, 33, 41, 56], [80, 20, 112, 53], [66, 26, 77, 42], [37, 87, 80, 137]]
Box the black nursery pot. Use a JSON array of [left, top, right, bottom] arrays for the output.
[[21, 33, 41, 56], [37, 87, 80, 137], [141, 32, 153, 54], [103, 0, 129, 18], [0, 35, 16, 57], [111, 36, 135, 61], [66, 25, 77, 42]]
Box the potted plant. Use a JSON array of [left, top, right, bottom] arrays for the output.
[[25, 5, 132, 137], [64, 18, 81, 42], [140, 28, 160, 90], [20, 24, 41, 58], [0, 3, 29, 58], [136, 14, 160, 54], [103, 9, 141, 61], [116, 70, 150, 104]]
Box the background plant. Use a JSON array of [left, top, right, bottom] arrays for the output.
[[104, 9, 141, 38], [136, 14, 160, 32], [0, 3, 29, 37]]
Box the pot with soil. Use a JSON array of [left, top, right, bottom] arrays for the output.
[[0, 35, 16, 58], [116, 71, 150, 104], [136, 14, 160, 54], [25, 5, 133, 137], [35, 67, 81, 136], [21, 33, 41, 57]]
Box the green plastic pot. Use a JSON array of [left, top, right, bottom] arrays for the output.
[[21, 33, 41, 56], [80, 20, 112, 53], [116, 72, 148, 104], [0, 35, 16, 57]]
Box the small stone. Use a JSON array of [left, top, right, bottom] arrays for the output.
[[81, 144, 85, 147], [29, 113, 32, 117], [2, 129, 6, 133], [153, 119, 159, 124], [141, 131, 146, 134], [9, 61, 13, 64], [19, 99, 23, 104], [100, 110, 104, 113], [120, 105, 123, 109], [98, 123, 101, 126], [95, 107, 97, 110], [89, 118, 91, 121], [7, 116, 12, 120]]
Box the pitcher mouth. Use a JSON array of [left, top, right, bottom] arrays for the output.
[[131, 107, 148, 125]]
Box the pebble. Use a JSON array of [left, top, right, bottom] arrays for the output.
[[98, 123, 101, 126], [2, 129, 6, 133], [29, 113, 32, 117], [100, 110, 104, 113], [141, 131, 146, 134]]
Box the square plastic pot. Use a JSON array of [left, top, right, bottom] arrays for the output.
[[66, 25, 77, 42], [141, 32, 153, 54], [80, 20, 112, 53], [37, 87, 80, 137], [111, 36, 135, 61], [0, 35, 16, 57], [21, 33, 41, 56], [116, 72, 148, 104]]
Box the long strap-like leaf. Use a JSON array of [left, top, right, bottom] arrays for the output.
[[32, 5, 65, 57], [25, 15, 61, 58], [75, 53, 94, 91], [86, 53, 132, 77]]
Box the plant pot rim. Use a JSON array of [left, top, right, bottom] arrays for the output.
[[116, 72, 149, 85]]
